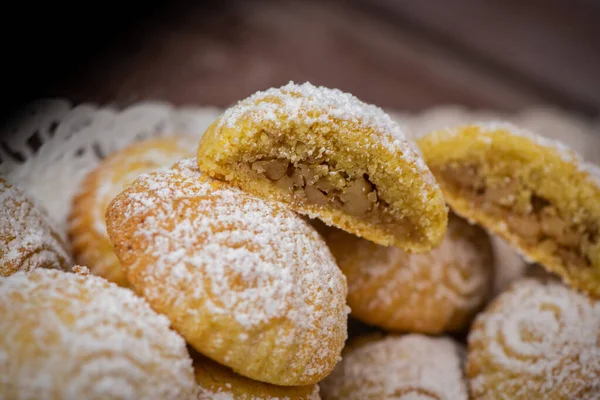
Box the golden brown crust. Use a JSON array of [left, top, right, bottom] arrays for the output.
[[418, 122, 600, 298], [197, 82, 448, 253], [325, 213, 494, 334], [0, 178, 71, 276], [67, 136, 195, 286], [105, 158, 348, 386]]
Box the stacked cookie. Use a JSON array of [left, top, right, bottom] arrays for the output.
[[0, 82, 598, 399]]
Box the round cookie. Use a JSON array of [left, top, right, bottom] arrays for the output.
[[194, 351, 321, 399], [417, 122, 600, 297], [320, 333, 468, 400], [466, 278, 600, 399], [325, 212, 494, 334], [197, 81, 448, 253], [0, 177, 71, 277], [105, 158, 349, 386], [68, 135, 195, 287], [0, 268, 197, 400]]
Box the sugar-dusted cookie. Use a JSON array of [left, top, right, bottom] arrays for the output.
[[1, 177, 71, 277], [105, 158, 348, 386], [0, 268, 197, 400], [320, 333, 468, 400], [325, 212, 494, 333], [466, 278, 600, 399], [417, 122, 600, 297], [197, 82, 448, 252], [68, 135, 195, 286], [194, 351, 320, 399]]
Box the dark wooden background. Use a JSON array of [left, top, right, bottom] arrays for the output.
[[4, 0, 600, 125]]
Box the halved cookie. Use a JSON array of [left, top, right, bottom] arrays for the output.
[[417, 122, 600, 297], [197, 82, 447, 252]]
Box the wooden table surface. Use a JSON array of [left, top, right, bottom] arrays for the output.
[[5, 0, 600, 128]]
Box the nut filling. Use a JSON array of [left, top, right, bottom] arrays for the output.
[[249, 157, 381, 217], [439, 164, 598, 271]]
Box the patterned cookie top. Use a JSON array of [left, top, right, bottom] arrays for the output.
[[105, 157, 349, 382], [109, 157, 347, 329], [326, 214, 493, 333], [83, 135, 196, 238], [67, 135, 195, 285], [216, 81, 432, 180], [352, 215, 489, 309], [467, 278, 600, 399], [0, 178, 71, 276], [320, 333, 468, 400], [0, 268, 197, 400]]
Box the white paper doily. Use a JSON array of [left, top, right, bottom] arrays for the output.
[[0, 98, 223, 235], [1, 99, 598, 294]]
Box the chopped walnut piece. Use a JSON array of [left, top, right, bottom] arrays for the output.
[[485, 180, 518, 207], [540, 210, 580, 247], [305, 186, 328, 205], [507, 214, 541, 242], [290, 168, 305, 187], [340, 177, 374, 216], [315, 178, 335, 193], [443, 164, 481, 190], [248, 157, 381, 217], [252, 159, 289, 180]]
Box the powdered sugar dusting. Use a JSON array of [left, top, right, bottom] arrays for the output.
[[320, 334, 468, 400], [467, 278, 600, 398], [0, 268, 197, 399], [217, 81, 434, 186], [1, 178, 71, 276], [107, 158, 348, 381]]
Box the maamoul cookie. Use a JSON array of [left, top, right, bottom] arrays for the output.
[[194, 351, 321, 399], [325, 212, 494, 334], [0, 177, 71, 277], [466, 278, 600, 399], [197, 81, 448, 252], [320, 333, 468, 400], [68, 135, 195, 286], [105, 158, 348, 386], [417, 122, 600, 297], [0, 267, 197, 400]]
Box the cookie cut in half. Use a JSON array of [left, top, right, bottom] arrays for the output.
[[418, 122, 600, 297], [197, 82, 447, 252]]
